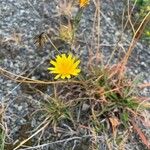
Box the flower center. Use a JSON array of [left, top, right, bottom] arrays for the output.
[[59, 61, 72, 74]]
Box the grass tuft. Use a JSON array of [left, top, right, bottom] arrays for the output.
[[41, 96, 73, 130]]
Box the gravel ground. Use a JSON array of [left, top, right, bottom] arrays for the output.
[[0, 0, 150, 150]]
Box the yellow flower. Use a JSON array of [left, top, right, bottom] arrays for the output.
[[48, 54, 81, 79], [79, 0, 89, 8]]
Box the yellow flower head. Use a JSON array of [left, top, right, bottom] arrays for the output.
[[48, 54, 81, 79], [79, 0, 89, 8]]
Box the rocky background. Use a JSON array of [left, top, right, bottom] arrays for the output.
[[0, 0, 150, 149]]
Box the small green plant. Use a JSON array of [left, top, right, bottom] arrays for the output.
[[41, 97, 73, 129], [83, 65, 145, 133]]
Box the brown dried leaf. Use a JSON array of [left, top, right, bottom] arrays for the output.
[[109, 117, 120, 136], [131, 120, 150, 149]]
